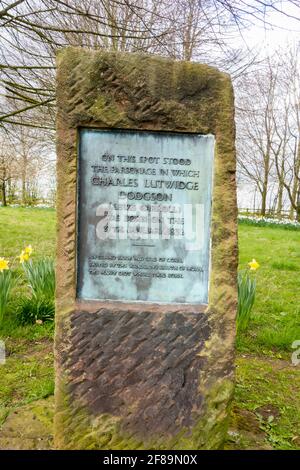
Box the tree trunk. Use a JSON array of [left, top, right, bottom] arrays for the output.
[[276, 185, 283, 216], [261, 185, 267, 216], [21, 153, 28, 205], [293, 140, 300, 221], [277, 160, 285, 218], [1, 181, 7, 207], [289, 178, 298, 219], [289, 206, 294, 220], [7, 178, 11, 203], [22, 177, 26, 205], [296, 190, 300, 223], [261, 155, 270, 216]]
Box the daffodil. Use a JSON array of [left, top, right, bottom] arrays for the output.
[[19, 250, 30, 264], [24, 245, 33, 256], [248, 259, 259, 271], [0, 257, 9, 272]]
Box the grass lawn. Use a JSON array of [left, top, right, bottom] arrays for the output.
[[0, 207, 56, 259], [0, 207, 299, 449], [238, 224, 300, 355]]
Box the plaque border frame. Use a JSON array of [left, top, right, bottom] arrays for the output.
[[75, 127, 215, 305]]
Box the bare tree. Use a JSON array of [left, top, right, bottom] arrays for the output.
[[237, 44, 300, 220], [0, 0, 173, 129], [0, 121, 55, 205], [1, 0, 299, 129], [236, 63, 278, 216], [1, 0, 299, 210], [0, 132, 17, 205], [270, 45, 300, 220]]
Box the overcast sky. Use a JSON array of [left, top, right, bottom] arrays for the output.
[[239, 1, 300, 53], [235, 2, 300, 210]]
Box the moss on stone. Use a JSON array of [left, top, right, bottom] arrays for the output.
[[90, 95, 128, 126], [0, 398, 54, 450], [54, 376, 234, 450]]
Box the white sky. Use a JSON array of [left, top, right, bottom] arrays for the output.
[[238, 2, 300, 53]]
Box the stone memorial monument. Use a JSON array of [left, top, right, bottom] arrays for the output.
[[55, 48, 238, 450]]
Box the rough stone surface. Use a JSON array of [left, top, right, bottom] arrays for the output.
[[0, 398, 54, 450], [55, 49, 238, 449], [63, 306, 209, 442]]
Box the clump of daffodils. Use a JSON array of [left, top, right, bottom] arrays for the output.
[[0, 246, 55, 327], [248, 259, 259, 271], [0, 257, 9, 272], [19, 245, 33, 264], [237, 258, 260, 332], [0, 245, 33, 271], [0, 257, 12, 326]]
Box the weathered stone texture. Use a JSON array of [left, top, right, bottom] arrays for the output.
[[0, 398, 54, 450], [60, 305, 209, 446], [55, 49, 238, 449]]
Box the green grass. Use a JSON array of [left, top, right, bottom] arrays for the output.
[[0, 337, 54, 426], [0, 207, 55, 259], [0, 320, 54, 340], [238, 224, 300, 354], [271, 261, 299, 271], [227, 356, 300, 449], [0, 207, 299, 449]]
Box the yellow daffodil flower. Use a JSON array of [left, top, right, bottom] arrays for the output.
[[0, 257, 9, 272], [19, 250, 30, 264], [24, 245, 33, 255], [248, 259, 259, 271]]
